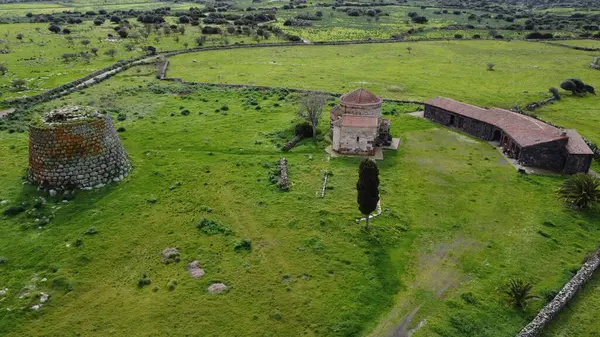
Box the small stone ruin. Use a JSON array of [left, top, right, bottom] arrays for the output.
[[28, 106, 131, 190]]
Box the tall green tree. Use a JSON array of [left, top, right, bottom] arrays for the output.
[[357, 158, 379, 231]]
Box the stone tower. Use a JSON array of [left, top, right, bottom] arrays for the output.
[[28, 106, 131, 190]]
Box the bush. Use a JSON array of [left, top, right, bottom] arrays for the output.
[[116, 113, 127, 121], [84, 227, 98, 235], [411, 16, 428, 24], [295, 122, 313, 138], [558, 173, 600, 209], [460, 292, 479, 304], [234, 238, 252, 252], [196, 217, 232, 235], [138, 273, 152, 288], [3, 205, 26, 216], [167, 279, 178, 291], [502, 278, 538, 310], [0, 257, 7, 264], [117, 127, 126, 132]]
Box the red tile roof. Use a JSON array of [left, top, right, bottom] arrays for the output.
[[341, 88, 383, 105], [340, 114, 379, 128], [565, 129, 594, 155], [425, 97, 569, 148]]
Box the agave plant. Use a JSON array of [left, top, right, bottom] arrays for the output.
[[558, 174, 600, 209], [503, 278, 538, 310]]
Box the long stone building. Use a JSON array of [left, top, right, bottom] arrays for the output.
[[424, 97, 593, 174], [330, 88, 392, 156]]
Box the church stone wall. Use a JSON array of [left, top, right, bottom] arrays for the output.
[[339, 102, 382, 117], [335, 126, 378, 155], [29, 112, 131, 190]]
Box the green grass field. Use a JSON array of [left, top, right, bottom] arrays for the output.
[[555, 39, 600, 49], [167, 40, 600, 144], [0, 2, 200, 18], [0, 21, 265, 101], [1, 68, 599, 337]]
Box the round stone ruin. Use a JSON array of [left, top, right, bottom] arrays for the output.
[[28, 106, 131, 191]]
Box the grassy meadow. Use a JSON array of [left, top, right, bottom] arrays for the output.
[[0, 21, 269, 101], [167, 40, 600, 144], [555, 39, 600, 49], [1, 68, 599, 337]]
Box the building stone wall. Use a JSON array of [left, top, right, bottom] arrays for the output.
[[28, 108, 131, 190], [563, 154, 592, 174], [334, 125, 377, 155], [424, 105, 496, 140], [519, 139, 567, 172], [339, 102, 382, 117]]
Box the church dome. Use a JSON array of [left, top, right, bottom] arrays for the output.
[[340, 88, 383, 105]]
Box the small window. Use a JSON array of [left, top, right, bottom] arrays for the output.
[[357, 137, 360, 142]]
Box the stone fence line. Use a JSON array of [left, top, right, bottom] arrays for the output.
[[3, 36, 594, 109], [517, 246, 600, 337], [534, 40, 600, 52]]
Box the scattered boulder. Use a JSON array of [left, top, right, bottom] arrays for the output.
[[0, 288, 7, 296], [39, 292, 49, 303], [207, 283, 228, 294], [161, 248, 180, 264], [186, 260, 205, 279]]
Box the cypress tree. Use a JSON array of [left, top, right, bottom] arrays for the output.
[[356, 158, 379, 231]]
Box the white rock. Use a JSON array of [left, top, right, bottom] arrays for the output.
[[94, 183, 105, 189], [31, 304, 40, 310], [39, 293, 49, 303], [207, 283, 228, 294], [66, 243, 71, 247], [0, 288, 7, 296], [41, 278, 47, 282], [49, 190, 57, 197], [0, 200, 8, 205]]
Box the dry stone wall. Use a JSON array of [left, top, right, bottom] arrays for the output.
[[28, 107, 131, 190], [517, 248, 600, 337]]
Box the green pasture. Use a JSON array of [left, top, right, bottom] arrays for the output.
[[0, 68, 599, 337], [554, 39, 600, 49], [0, 21, 267, 101], [0, 2, 200, 18], [167, 40, 600, 144]]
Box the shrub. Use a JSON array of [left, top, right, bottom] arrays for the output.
[[295, 122, 313, 138], [411, 16, 428, 24], [117, 127, 126, 132], [234, 238, 252, 252], [558, 174, 600, 209], [460, 292, 479, 304], [167, 279, 178, 291], [3, 205, 26, 216], [116, 113, 127, 121], [196, 217, 232, 235], [487, 62, 495, 71], [84, 227, 98, 235], [502, 278, 538, 310], [0, 257, 7, 264], [138, 273, 152, 288]]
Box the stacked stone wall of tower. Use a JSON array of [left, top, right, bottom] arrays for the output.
[[28, 108, 131, 190]]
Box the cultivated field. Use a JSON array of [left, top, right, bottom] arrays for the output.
[[1, 69, 599, 337]]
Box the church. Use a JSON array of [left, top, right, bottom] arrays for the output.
[[329, 88, 392, 156]]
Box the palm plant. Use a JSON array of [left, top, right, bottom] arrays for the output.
[[503, 278, 538, 310], [558, 174, 600, 209]]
